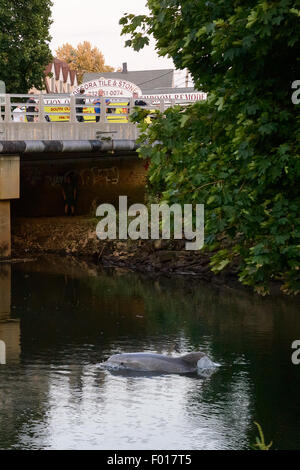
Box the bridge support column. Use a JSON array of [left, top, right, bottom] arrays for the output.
[[0, 156, 20, 259], [0, 201, 11, 258]]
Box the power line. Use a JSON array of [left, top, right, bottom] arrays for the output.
[[174, 80, 194, 88], [136, 70, 174, 87]]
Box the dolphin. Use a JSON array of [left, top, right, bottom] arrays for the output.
[[102, 352, 218, 374]]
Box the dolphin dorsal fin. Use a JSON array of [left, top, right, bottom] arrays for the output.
[[181, 352, 205, 365]]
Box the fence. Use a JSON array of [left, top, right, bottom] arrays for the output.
[[0, 94, 193, 124]]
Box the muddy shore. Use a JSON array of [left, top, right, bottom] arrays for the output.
[[11, 216, 243, 287]]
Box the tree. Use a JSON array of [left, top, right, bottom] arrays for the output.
[[0, 0, 53, 93], [56, 41, 114, 83], [120, 1, 300, 294]]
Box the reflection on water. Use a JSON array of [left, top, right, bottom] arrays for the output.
[[0, 256, 299, 450], [0, 265, 21, 365]]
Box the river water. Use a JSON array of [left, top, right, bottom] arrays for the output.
[[0, 256, 299, 450]]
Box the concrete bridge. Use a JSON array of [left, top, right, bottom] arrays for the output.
[[0, 93, 145, 259], [0, 92, 177, 139], [0, 139, 145, 260], [0, 93, 193, 259]]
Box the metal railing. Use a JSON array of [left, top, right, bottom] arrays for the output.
[[0, 93, 193, 124]]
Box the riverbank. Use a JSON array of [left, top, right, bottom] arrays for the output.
[[11, 216, 241, 287]]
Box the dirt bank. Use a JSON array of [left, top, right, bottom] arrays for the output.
[[11, 216, 240, 286]]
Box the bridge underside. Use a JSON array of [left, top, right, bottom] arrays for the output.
[[0, 139, 146, 259], [13, 152, 146, 218]]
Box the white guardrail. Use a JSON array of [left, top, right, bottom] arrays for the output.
[[0, 94, 194, 124]]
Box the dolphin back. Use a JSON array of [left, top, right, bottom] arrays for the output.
[[180, 352, 206, 366], [103, 351, 218, 374], [181, 352, 219, 371]]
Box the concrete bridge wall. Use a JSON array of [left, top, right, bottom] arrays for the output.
[[12, 154, 147, 217], [0, 122, 138, 141], [0, 118, 145, 257], [0, 156, 19, 258]]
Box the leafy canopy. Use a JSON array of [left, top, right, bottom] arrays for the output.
[[56, 41, 114, 83], [120, 1, 300, 294], [0, 0, 53, 93]]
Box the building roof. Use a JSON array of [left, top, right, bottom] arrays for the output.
[[70, 70, 77, 86], [45, 58, 78, 86], [83, 69, 174, 92]]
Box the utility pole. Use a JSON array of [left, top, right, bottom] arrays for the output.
[[185, 69, 189, 87]]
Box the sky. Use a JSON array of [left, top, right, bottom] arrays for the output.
[[49, 0, 192, 87], [50, 0, 175, 71]]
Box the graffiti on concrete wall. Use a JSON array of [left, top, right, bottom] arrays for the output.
[[77, 167, 119, 186], [23, 167, 120, 187], [23, 168, 43, 186], [47, 175, 65, 187]]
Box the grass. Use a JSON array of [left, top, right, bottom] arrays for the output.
[[253, 422, 273, 450]]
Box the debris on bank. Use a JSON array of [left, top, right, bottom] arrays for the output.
[[11, 216, 238, 284]]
